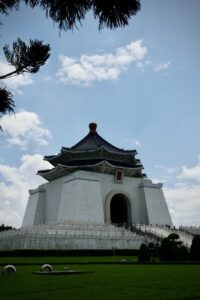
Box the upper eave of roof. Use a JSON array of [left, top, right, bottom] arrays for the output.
[[67, 130, 136, 154], [37, 160, 145, 181]]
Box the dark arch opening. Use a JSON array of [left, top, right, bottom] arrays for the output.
[[110, 194, 129, 226]]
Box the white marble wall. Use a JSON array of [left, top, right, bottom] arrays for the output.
[[22, 187, 46, 227], [139, 180, 173, 226], [22, 170, 172, 227], [58, 177, 104, 224]]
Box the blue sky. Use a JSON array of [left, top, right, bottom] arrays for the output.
[[0, 0, 200, 227]]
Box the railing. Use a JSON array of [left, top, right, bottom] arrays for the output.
[[0, 222, 156, 243], [4, 222, 192, 243], [179, 225, 200, 235]]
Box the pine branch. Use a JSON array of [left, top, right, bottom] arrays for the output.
[[0, 87, 15, 130], [0, 0, 19, 14], [0, 69, 22, 80], [0, 38, 50, 80], [23, 0, 141, 30]]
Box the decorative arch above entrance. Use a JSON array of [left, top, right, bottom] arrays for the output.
[[105, 191, 132, 225]]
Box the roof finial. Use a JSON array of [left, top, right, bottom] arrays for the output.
[[89, 122, 97, 133]]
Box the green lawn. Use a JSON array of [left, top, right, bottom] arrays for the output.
[[0, 258, 200, 300]]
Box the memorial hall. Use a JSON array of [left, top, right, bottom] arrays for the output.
[[0, 123, 174, 250]]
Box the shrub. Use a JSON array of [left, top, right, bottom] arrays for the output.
[[190, 235, 200, 261], [138, 244, 150, 262], [167, 233, 180, 241], [176, 245, 189, 261], [160, 238, 174, 261]]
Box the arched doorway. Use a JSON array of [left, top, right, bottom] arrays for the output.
[[110, 194, 130, 226]]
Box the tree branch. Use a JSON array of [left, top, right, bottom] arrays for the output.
[[0, 69, 22, 80]]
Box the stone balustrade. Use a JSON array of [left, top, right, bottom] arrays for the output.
[[0, 222, 151, 250]]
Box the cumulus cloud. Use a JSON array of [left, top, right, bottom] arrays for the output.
[[164, 184, 200, 227], [161, 156, 200, 226], [56, 40, 147, 86], [154, 61, 171, 72], [179, 165, 200, 182], [0, 154, 51, 228], [0, 59, 33, 93], [1, 110, 52, 150]]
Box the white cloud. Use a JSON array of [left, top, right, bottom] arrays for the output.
[[133, 139, 141, 147], [137, 60, 150, 70], [152, 178, 166, 184], [179, 165, 200, 182], [44, 76, 52, 81], [0, 59, 33, 93], [153, 157, 200, 226], [162, 156, 200, 227], [0, 154, 51, 228], [0, 200, 21, 227], [155, 164, 178, 174], [164, 184, 200, 227], [167, 167, 178, 174], [1, 110, 52, 150], [123, 138, 142, 149], [56, 40, 147, 86], [154, 61, 171, 72]]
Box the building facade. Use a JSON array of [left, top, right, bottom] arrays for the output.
[[23, 123, 172, 228]]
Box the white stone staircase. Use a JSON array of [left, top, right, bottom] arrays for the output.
[[136, 224, 193, 248], [0, 222, 152, 250]]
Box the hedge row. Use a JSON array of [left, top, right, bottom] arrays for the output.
[[0, 249, 139, 257]]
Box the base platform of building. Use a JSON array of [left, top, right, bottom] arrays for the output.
[[0, 223, 153, 250]]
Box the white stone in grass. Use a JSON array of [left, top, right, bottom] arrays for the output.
[[40, 264, 53, 272], [120, 258, 129, 262], [3, 265, 16, 275]]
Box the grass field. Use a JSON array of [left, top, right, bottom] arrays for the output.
[[1, 257, 200, 300]]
